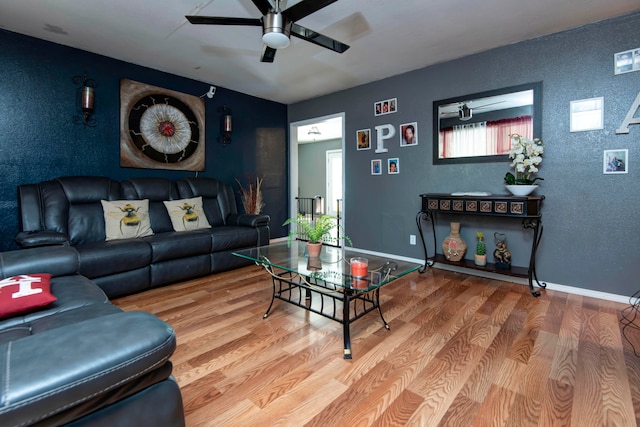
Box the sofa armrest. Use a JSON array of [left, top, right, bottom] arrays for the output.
[[0, 311, 176, 427], [15, 230, 69, 248], [227, 213, 270, 227], [0, 246, 79, 278]]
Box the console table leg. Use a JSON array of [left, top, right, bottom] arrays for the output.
[[523, 219, 547, 297], [416, 211, 435, 273]]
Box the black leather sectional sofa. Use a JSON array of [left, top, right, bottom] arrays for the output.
[[15, 176, 270, 298], [0, 245, 184, 426]]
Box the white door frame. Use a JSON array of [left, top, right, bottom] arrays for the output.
[[325, 149, 342, 216], [289, 112, 346, 222]]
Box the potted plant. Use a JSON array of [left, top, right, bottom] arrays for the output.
[[504, 133, 544, 196], [283, 214, 351, 257], [474, 232, 487, 266]]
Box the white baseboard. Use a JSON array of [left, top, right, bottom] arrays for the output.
[[267, 241, 632, 305]]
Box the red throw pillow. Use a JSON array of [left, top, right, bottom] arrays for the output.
[[0, 274, 57, 319]]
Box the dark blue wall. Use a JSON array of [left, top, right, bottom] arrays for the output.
[[0, 29, 288, 250], [290, 12, 640, 297]]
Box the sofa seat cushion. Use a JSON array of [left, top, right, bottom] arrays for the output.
[[75, 240, 152, 279], [0, 311, 176, 427], [210, 226, 259, 252], [143, 231, 212, 263], [0, 274, 109, 330]]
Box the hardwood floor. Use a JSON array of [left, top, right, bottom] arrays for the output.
[[112, 265, 640, 426]]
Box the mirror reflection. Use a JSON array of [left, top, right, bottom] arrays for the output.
[[433, 82, 542, 164]]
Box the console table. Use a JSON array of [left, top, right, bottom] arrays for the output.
[[416, 193, 546, 297]]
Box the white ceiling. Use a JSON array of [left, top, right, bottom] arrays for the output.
[[1, 0, 638, 104]]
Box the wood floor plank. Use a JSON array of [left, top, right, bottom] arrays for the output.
[[111, 265, 640, 426]]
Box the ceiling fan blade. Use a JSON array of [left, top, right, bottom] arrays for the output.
[[185, 16, 262, 26], [473, 101, 506, 109], [261, 45, 277, 63], [290, 23, 349, 53], [284, 0, 338, 22], [251, 0, 273, 15]]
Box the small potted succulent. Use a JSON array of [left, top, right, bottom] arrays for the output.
[[283, 214, 351, 257], [474, 232, 487, 266]]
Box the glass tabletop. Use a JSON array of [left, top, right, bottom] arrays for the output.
[[233, 241, 421, 291]]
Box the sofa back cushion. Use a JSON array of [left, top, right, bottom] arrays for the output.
[[176, 178, 237, 227], [121, 178, 180, 233], [51, 177, 122, 245]]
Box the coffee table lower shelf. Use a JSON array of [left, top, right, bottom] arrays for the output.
[[263, 269, 389, 359]]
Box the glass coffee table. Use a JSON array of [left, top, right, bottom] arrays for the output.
[[233, 242, 421, 359]]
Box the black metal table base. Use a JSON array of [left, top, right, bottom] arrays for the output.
[[416, 210, 546, 297], [261, 269, 389, 359]]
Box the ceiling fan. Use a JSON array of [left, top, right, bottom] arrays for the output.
[[186, 0, 350, 63], [440, 100, 506, 121]]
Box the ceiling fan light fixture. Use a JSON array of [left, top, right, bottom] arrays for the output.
[[262, 12, 290, 49], [459, 105, 473, 121]]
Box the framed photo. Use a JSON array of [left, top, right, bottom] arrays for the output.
[[356, 129, 371, 150], [614, 48, 640, 75], [570, 97, 603, 132], [603, 149, 628, 174], [371, 159, 382, 175], [400, 122, 418, 146], [388, 158, 399, 174], [374, 97, 397, 116]]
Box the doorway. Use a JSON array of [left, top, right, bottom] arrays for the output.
[[325, 149, 342, 216], [289, 113, 345, 223]]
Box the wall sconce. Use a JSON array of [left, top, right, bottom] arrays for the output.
[[219, 106, 232, 145], [72, 72, 97, 127]]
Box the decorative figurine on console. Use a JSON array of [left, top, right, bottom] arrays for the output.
[[493, 232, 511, 270]]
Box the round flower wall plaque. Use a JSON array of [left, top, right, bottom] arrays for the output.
[[120, 79, 205, 171]]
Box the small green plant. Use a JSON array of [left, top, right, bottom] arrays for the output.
[[475, 232, 486, 256], [283, 214, 351, 246]]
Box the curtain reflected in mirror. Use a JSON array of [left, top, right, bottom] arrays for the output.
[[433, 82, 542, 164]]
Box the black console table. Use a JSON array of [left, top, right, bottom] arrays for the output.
[[416, 193, 546, 297]]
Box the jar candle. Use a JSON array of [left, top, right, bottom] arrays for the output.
[[351, 257, 368, 278]]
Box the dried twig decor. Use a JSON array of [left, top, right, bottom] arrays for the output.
[[235, 176, 264, 214]]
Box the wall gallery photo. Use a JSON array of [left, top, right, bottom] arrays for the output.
[[603, 149, 628, 174], [356, 128, 371, 150], [374, 98, 397, 116], [400, 122, 418, 146]]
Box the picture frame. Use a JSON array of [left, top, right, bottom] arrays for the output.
[[400, 121, 418, 146], [603, 149, 628, 174], [374, 97, 397, 116], [570, 97, 603, 132], [371, 159, 382, 175], [388, 158, 399, 174], [614, 48, 640, 75], [120, 79, 205, 171], [356, 128, 371, 150]]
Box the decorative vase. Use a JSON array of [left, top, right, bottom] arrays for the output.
[[506, 184, 538, 196], [442, 222, 467, 262], [306, 242, 322, 258]]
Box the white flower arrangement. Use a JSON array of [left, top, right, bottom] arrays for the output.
[[504, 133, 544, 185]]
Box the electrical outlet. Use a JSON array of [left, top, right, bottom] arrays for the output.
[[410, 234, 416, 245]]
